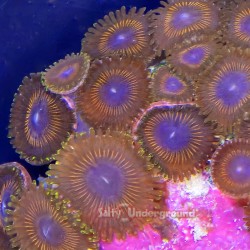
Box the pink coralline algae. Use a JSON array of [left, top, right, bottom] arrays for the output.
[[102, 171, 250, 250]]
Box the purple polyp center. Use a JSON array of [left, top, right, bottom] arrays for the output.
[[86, 158, 124, 201], [172, 7, 201, 29], [164, 76, 184, 94], [228, 155, 250, 184], [107, 27, 136, 50], [240, 15, 250, 36], [0, 189, 12, 221], [181, 47, 205, 65], [59, 67, 74, 79], [100, 76, 130, 107], [29, 100, 49, 137], [154, 119, 191, 152], [37, 215, 65, 246], [216, 71, 249, 106]]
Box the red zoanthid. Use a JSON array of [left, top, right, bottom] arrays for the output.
[[150, 0, 219, 54], [167, 35, 219, 79], [82, 6, 154, 60], [0, 162, 31, 228], [227, 1, 250, 48], [150, 65, 194, 103], [9, 73, 75, 165], [5, 184, 98, 250], [42, 53, 90, 95], [211, 139, 250, 198], [196, 51, 250, 132], [135, 103, 215, 181], [76, 56, 151, 131], [47, 129, 166, 242]]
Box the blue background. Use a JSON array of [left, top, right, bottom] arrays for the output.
[[0, 0, 160, 179]]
